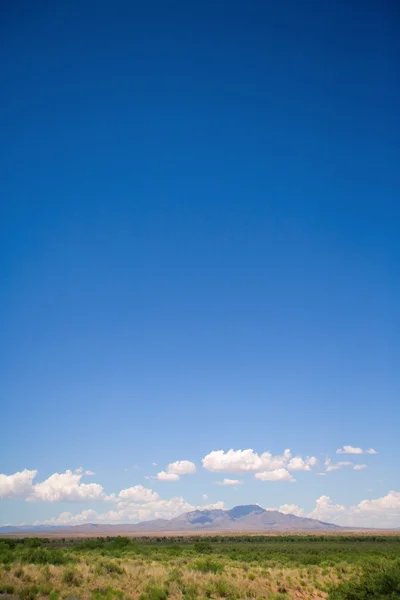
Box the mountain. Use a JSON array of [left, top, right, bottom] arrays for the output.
[[0, 505, 342, 535]]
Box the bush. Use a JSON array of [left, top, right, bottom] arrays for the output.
[[91, 587, 124, 600], [19, 586, 39, 600], [94, 561, 124, 576], [211, 578, 237, 599], [328, 562, 400, 599], [20, 549, 67, 566], [139, 585, 168, 600], [62, 568, 82, 587], [0, 585, 15, 594], [193, 542, 213, 554], [192, 558, 224, 574]]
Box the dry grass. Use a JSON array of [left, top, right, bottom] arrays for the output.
[[0, 556, 358, 600]]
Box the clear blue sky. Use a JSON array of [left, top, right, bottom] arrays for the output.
[[1, 0, 399, 528]]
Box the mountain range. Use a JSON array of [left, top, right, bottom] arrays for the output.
[[0, 504, 342, 534]]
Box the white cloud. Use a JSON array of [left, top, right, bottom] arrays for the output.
[[202, 494, 208, 500], [215, 478, 243, 486], [307, 491, 400, 528], [31, 470, 108, 502], [156, 460, 196, 481], [156, 472, 180, 481], [118, 485, 159, 503], [308, 495, 346, 522], [336, 446, 377, 455], [325, 459, 368, 473], [326, 461, 354, 472], [287, 456, 318, 471], [0, 469, 109, 503], [152, 463, 158, 466], [0, 469, 37, 499], [255, 468, 294, 482], [166, 461, 196, 475], [201, 501, 225, 510], [202, 448, 292, 473], [85, 470, 95, 476], [278, 503, 305, 517]]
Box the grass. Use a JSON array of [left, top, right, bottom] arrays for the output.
[[0, 536, 399, 599]]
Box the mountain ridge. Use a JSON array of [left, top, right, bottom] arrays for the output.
[[0, 504, 343, 534]]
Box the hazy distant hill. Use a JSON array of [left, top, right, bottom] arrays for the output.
[[0, 505, 342, 535]]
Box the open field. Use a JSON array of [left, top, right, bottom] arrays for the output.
[[1, 536, 400, 600]]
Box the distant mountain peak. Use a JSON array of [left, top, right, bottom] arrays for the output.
[[0, 503, 343, 535], [227, 504, 266, 520]]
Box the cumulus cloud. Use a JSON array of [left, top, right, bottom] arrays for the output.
[[308, 495, 346, 521], [167, 461, 196, 475], [30, 469, 108, 502], [287, 456, 318, 471], [278, 503, 305, 517], [202, 448, 294, 473], [0, 469, 108, 503], [118, 485, 159, 503], [0, 469, 37, 499], [156, 472, 180, 482], [255, 468, 294, 482], [215, 478, 243, 486], [202, 448, 317, 481], [336, 446, 377, 455], [156, 460, 196, 481], [307, 491, 400, 528], [201, 501, 226, 510], [85, 471, 95, 476]]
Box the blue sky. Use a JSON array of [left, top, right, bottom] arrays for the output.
[[1, 0, 399, 528]]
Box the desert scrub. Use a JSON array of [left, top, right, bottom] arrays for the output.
[[13, 567, 25, 579], [208, 578, 237, 599], [92, 586, 124, 600], [94, 560, 124, 576], [62, 567, 83, 586], [328, 560, 400, 599], [191, 558, 224, 574], [193, 542, 213, 555], [0, 584, 15, 594], [139, 584, 168, 600], [18, 585, 39, 600]]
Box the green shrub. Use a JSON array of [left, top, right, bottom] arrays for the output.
[[0, 584, 15, 594], [94, 561, 124, 576], [61, 568, 82, 587], [192, 558, 224, 574], [139, 585, 168, 600], [19, 585, 39, 600], [193, 542, 213, 555], [91, 587, 124, 600], [328, 562, 400, 599], [211, 578, 237, 599], [20, 549, 67, 566], [182, 584, 198, 600]]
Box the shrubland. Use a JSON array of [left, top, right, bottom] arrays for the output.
[[0, 536, 399, 600]]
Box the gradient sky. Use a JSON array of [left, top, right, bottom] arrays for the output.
[[1, 0, 399, 528]]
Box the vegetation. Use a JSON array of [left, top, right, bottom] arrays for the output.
[[0, 535, 399, 599]]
